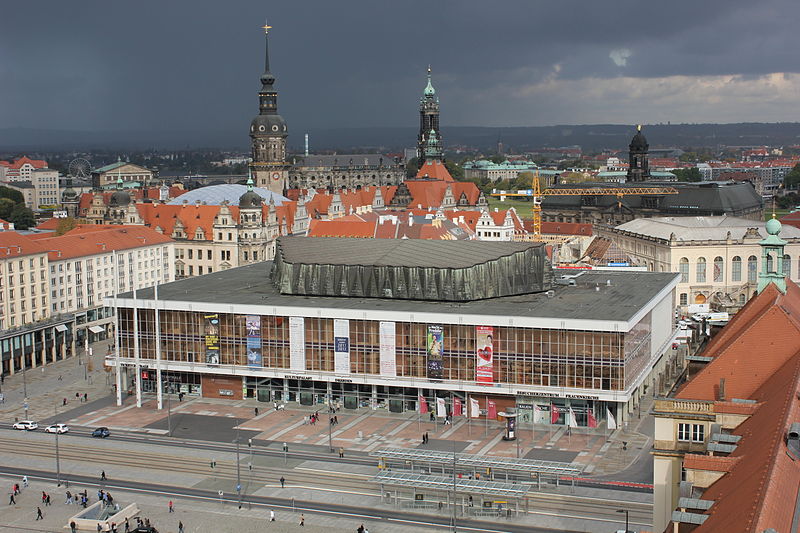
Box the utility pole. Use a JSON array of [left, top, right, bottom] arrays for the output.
[[166, 384, 172, 437], [451, 438, 457, 532], [235, 420, 242, 509], [54, 403, 61, 486], [22, 344, 28, 420]]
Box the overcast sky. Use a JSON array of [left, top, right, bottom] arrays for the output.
[[3, 0, 800, 135]]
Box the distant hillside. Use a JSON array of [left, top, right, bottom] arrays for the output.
[[2, 123, 800, 153]]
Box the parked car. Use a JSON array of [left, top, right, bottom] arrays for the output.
[[44, 424, 69, 434], [92, 427, 110, 438], [12, 420, 38, 431]]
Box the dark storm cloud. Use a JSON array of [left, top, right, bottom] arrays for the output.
[[2, 0, 799, 137]]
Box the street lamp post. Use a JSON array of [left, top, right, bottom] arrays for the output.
[[166, 385, 172, 437], [616, 509, 629, 532], [328, 401, 334, 453], [22, 346, 28, 420]]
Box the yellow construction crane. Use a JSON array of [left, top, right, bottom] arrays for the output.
[[490, 171, 679, 237]]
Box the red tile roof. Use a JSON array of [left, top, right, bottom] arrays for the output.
[[307, 219, 376, 238], [415, 160, 454, 182], [0, 156, 47, 170], [35, 226, 173, 260], [683, 454, 740, 473], [780, 211, 800, 230], [0, 232, 48, 257], [35, 218, 61, 231], [676, 281, 800, 402]]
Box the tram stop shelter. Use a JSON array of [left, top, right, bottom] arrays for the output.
[[370, 447, 583, 490], [372, 470, 530, 517]]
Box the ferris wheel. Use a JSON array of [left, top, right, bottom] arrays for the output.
[[68, 158, 91, 179]]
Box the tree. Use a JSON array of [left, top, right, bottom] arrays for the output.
[[444, 160, 464, 180], [0, 186, 24, 204], [784, 163, 800, 190], [0, 198, 15, 220], [405, 157, 420, 178], [673, 168, 702, 182], [55, 217, 77, 236], [8, 204, 35, 230]]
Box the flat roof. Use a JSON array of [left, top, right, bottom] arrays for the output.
[[118, 263, 678, 327]]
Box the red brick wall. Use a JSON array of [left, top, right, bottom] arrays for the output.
[[201, 375, 243, 400]]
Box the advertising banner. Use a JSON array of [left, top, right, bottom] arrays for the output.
[[379, 321, 397, 377], [246, 315, 262, 367], [419, 395, 428, 414], [436, 397, 446, 418], [476, 326, 494, 384], [333, 319, 351, 374], [453, 397, 462, 417], [469, 398, 480, 418], [487, 399, 497, 419], [204, 314, 220, 365], [426, 324, 444, 380], [289, 316, 306, 371]]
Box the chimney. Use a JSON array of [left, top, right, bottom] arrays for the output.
[[718, 378, 726, 401]]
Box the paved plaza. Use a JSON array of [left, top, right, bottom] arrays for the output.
[[0, 340, 656, 484]]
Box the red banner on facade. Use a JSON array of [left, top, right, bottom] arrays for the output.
[[419, 395, 428, 414], [476, 326, 494, 384], [453, 397, 462, 417], [487, 399, 497, 420], [551, 403, 560, 424]]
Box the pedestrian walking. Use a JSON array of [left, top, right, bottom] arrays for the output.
[[63, 397, 68, 406], [13, 483, 19, 495], [75, 392, 80, 401], [430, 412, 435, 422], [279, 476, 285, 488], [84, 393, 88, 402], [124, 518, 130, 533], [270, 510, 275, 521], [254, 407, 259, 417], [65, 491, 72, 504], [168, 500, 174, 513], [70, 520, 77, 533], [334, 415, 338, 425], [22, 475, 28, 488], [96, 523, 102, 533], [45, 494, 51, 506], [358, 525, 365, 533], [41, 491, 47, 503], [339, 447, 345, 458], [36, 506, 43, 520], [9, 493, 15, 505], [300, 513, 305, 527], [101, 470, 107, 481], [178, 521, 184, 533]]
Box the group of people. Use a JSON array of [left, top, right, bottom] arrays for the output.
[[74, 392, 90, 402]]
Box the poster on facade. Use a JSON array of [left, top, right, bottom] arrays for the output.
[[436, 397, 446, 418], [475, 326, 494, 384], [379, 321, 397, 377], [289, 316, 306, 371], [204, 314, 220, 365], [245, 315, 262, 367], [333, 319, 351, 374], [453, 397, 462, 417], [426, 324, 444, 380]]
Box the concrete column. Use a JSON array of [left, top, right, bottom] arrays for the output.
[[371, 384, 378, 409], [133, 291, 142, 408], [114, 300, 123, 406], [154, 284, 163, 410], [283, 379, 289, 402], [50, 328, 56, 364]]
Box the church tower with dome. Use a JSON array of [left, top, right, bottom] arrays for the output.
[[417, 67, 442, 164], [250, 21, 288, 196], [626, 125, 651, 182]]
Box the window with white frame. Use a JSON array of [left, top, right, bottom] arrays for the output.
[[678, 423, 691, 442], [692, 424, 705, 443]]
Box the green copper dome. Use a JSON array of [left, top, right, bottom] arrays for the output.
[[766, 214, 782, 235], [423, 66, 435, 97]]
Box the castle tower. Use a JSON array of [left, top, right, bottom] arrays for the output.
[[626, 125, 651, 183], [249, 21, 288, 196], [417, 66, 441, 164]]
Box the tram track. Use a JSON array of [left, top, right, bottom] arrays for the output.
[[0, 434, 652, 525]]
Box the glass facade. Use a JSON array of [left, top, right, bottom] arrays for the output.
[[117, 308, 656, 393]]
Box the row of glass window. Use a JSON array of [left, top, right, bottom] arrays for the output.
[[678, 254, 792, 284]]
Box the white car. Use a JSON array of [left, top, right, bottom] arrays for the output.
[[12, 420, 38, 431], [44, 424, 69, 434]]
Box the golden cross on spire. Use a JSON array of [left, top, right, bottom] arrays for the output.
[[262, 19, 272, 34], [637, 124, 642, 132]]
